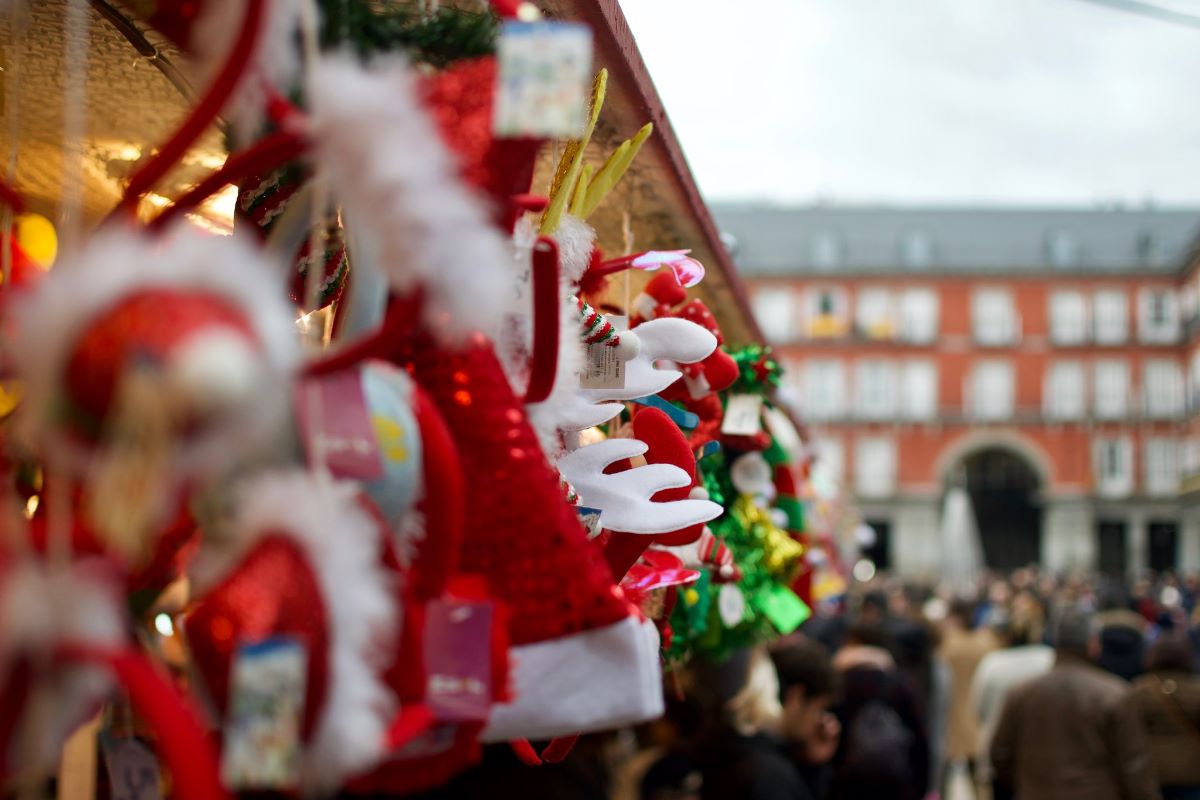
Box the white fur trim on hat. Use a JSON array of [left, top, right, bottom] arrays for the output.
[[481, 615, 663, 741], [553, 215, 597, 284], [13, 225, 299, 476], [190, 470, 397, 796], [307, 54, 514, 343]]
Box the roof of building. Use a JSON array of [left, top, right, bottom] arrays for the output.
[[712, 204, 1200, 277]]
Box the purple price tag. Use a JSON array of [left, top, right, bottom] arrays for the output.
[[423, 598, 494, 722], [294, 370, 385, 480]]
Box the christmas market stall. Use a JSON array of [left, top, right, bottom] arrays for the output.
[[0, 0, 843, 794]]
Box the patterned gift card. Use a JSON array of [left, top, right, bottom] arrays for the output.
[[494, 21, 592, 138], [221, 637, 307, 790], [576, 505, 604, 538]]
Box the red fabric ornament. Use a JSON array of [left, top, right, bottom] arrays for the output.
[[186, 535, 331, 740]]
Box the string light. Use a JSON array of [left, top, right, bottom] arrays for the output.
[[153, 612, 175, 637]]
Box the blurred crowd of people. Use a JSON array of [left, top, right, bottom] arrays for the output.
[[624, 568, 1200, 800]]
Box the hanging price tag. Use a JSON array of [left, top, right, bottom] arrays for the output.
[[581, 343, 626, 389], [221, 637, 307, 790], [424, 599, 495, 722], [494, 21, 593, 138], [721, 394, 764, 436], [580, 315, 628, 390], [100, 733, 162, 800], [295, 371, 385, 480]]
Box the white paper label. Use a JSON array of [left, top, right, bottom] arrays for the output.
[[718, 583, 746, 627], [222, 637, 307, 790], [494, 22, 593, 138], [763, 405, 803, 461], [580, 315, 628, 390], [721, 394, 764, 436]]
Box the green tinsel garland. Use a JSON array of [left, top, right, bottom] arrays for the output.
[[319, 1, 498, 66], [729, 343, 782, 394], [665, 450, 809, 664]]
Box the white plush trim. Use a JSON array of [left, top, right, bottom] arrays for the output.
[[481, 615, 663, 741], [553, 215, 596, 283], [525, 283, 586, 457], [556, 438, 722, 535], [307, 55, 514, 343], [0, 559, 123, 773], [190, 0, 305, 148], [13, 226, 299, 477], [190, 471, 397, 796]]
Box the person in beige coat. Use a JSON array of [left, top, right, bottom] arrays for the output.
[[939, 600, 998, 797], [990, 611, 1160, 800]]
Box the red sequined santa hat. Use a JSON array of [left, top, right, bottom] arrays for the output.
[[185, 470, 400, 796], [304, 55, 662, 741]]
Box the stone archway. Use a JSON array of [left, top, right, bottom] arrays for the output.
[[938, 434, 1049, 571], [958, 448, 1043, 569]]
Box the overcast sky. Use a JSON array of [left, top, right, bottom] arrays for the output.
[[620, 0, 1200, 206]]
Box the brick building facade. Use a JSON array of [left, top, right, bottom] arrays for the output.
[[716, 205, 1200, 577]]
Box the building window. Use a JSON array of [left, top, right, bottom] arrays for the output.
[[1094, 436, 1133, 498], [1048, 291, 1088, 345], [1191, 351, 1200, 412], [972, 288, 1018, 346], [1043, 360, 1086, 420], [804, 287, 848, 339], [1046, 230, 1080, 268], [752, 288, 795, 343], [969, 360, 1014, 420], [1093, 290, 1128, 344], [898, 288, 938, 344], [1143, 359, 1184, 419], [810, 438, 844, 493], [811, 231, 842, 271], [803, 360, 847, 421], [1144, 438, 1179, 497], [855, 436, 896, 498], [856, 288, 893, 340], [901, 230, 934, 269], [1093, 359, 1130, 420], [901, 360, 938, 421], [1183, 438, 1200, 478], [855, 359, 898, 420], [1138, 288, 1179, 344]]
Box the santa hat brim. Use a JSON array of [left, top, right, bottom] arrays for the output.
[[480, 615, 663, 742]]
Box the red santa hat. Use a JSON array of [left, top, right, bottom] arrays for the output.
[[14, 226, 297, 485], [393, 332, 663, 742], [185, 470, 399, 796]]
